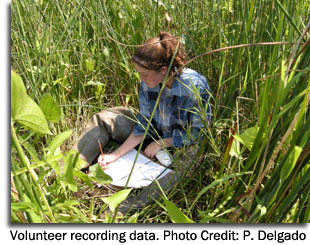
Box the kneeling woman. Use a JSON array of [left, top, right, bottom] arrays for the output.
[[97, 32, 212, 169]]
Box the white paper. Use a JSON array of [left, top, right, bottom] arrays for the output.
[[155, 149, 172, 167], [104, 149, 172, 188]]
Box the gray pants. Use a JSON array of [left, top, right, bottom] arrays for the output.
[[72, 106, 198, 214], [71, 106, 136, 167]]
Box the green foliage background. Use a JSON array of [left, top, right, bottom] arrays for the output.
[[11, 0, 310, 223]]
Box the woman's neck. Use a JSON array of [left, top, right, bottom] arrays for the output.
[[165, 75, 174, 89]]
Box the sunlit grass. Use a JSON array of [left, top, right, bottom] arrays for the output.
[[11, 0, 310, 223]]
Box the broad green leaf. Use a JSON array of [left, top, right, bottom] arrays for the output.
[[248, 194, 267, 222], [58, 63, 69, 78], [230, 136, 240, 157], [233, 125, 260, 150], [11, 202, 42, 223], [101, 188, 132, 212], [39, 93, 61, 123], [11, 202, 40, 212], [74, 157, 88, 170], [85, 59, 95, 71], [11, 70, 51, 135], [280, 146, 302, 182], [89, 163, 113, 185], [11, 70, 26, 118], [126, 213, 140, 223], [62, 153, 77, 192], [163, 198, 195, 223], [74, 170, 93, 188], [56, 150, 87, 171], [53, 77, 69, 86], [13, 106, 52, 135], [46, 130, 72, 156]]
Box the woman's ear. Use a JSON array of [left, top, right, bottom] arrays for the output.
[[160, 66, 168, 75]]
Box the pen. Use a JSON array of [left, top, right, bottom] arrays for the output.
[[98, 139, 104, 160]]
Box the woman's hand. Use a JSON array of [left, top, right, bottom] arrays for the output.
[[144, 138, 172, 159], [98, 150, 121, 169], [144, 141, 162, 159], [97, 132, 144, 170]]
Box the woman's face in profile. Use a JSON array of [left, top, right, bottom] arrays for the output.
[[134, 63, 167, 88]]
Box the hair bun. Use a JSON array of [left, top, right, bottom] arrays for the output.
[[132, 31, 187, 72], [159, 31, 172, 41]]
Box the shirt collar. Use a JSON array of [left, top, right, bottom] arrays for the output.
[[171, 77, 187, 96]]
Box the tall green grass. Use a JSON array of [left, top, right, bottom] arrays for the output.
[[11, 0, 310, 223]]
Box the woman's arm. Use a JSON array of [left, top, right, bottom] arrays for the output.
[[98, 132, 143, 169]]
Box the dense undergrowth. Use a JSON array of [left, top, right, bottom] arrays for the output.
[[11, 0, 310, 223]]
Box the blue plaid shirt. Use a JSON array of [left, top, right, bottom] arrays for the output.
[[133, 68, 211, 147]]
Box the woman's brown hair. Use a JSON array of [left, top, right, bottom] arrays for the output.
[[132, 32, 187, 73]]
